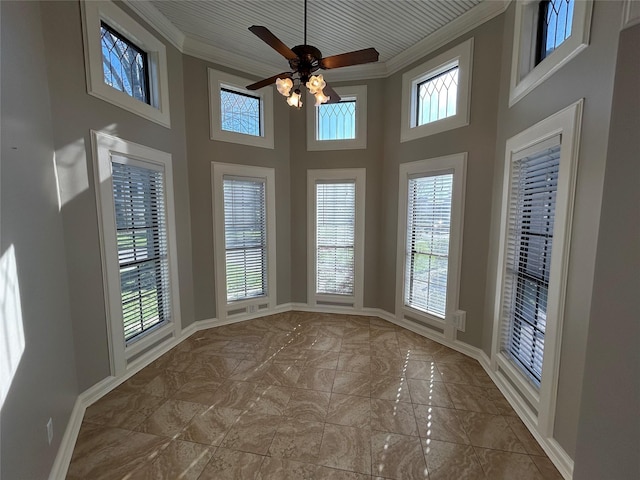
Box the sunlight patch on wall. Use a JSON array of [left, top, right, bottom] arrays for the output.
[[0, 245, 25, 411], [54, 138, 90, 208]]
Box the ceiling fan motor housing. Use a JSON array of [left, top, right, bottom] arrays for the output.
[[290, 45, 322, 82]]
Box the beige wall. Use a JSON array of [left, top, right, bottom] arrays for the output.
[[39, 0, 194, 391], [573, 23, 640, 479], [182, 56, 292, 320], [1, 2, 78, 477], [1, 0, 633, 477], [378, 15, 505, 347], [485, 1, 623, 457], [289, 79, 385, 306]]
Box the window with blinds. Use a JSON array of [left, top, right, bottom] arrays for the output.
[[112, 160, 170, 342], [316, 182, 356, 295], [501, 143, 560, 386], [404, 173, 453, 318], [223, 176, 267, 302]]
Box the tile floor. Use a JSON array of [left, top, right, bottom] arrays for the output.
[[67, 311, 563, 479]]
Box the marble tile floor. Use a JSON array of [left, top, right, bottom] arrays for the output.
[[67, 311, 563, 480]]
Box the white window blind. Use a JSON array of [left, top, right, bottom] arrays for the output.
[[223, 176, 267, 302], [501, 143, 560, 386], [316, 182, 356, 295], [112, 160, 170, 342], [404, 173, 453, 318]]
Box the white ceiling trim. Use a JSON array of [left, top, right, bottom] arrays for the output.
[[123, 0, 508, 82], [124, 0, 185, 50], [386, 0, 509, 74]]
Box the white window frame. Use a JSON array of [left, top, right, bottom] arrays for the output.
[[307, 169, 366, 309], [306, 85, 367, 151], [81, 1, 171, 127], [212, 163, 277, 321], [400, 38, 473, 143], [92, 131, 181, 376], [509, 0, 593, 106], [395, 153, 466, 339], [208, 69, 274, 149], [491, 100, 582, 437]]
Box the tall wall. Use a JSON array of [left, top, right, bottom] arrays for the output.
[[0, 2, 79, 478], [39, 0, 194, 391], [573, 23, 640, 480], [0, 1, 632, 477], [484, 0, 623, 459], [289, 79, 384, 306], [182, 56, 291, 321], [379, 14, 505, 347]]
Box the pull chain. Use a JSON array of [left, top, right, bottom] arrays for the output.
[[304, 0, 307, 45]]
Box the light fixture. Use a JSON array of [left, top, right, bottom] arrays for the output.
[[277, 73, 329, 109], [286, 88, 303, 108], [276, 77, 293, 97]]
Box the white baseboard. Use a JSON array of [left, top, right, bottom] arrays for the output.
[[49, 302, 573, 480], [473, 351, 574, 480]]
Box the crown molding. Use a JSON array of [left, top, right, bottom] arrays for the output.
[[122, 0, 185, 50], [386, 0, 509, 75], [182, 37, 276, 79], [121, 0, 509, 81]]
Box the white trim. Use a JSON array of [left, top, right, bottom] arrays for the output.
[[118, 0, 508, 82], [491, 100, 583, 438], [211, 162, 277, 322], [80, 1, 171, 127], [208, 68, 274, 149], [395, 153, 467, 341], [400, 38, 473, 142], [122, 0, 186, 51], [509, 0, 593, 107], [307, 169, 366, 309], [306, 86, 368, 151], [622, 0, 640, 29], [92, 131, 182, 376]]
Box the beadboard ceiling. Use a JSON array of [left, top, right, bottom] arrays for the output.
[[125, 0, 508, 80]]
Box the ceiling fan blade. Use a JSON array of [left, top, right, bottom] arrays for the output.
[[249, 26, 297, 60], [323, 83, 341, 104], [246, 72, 292, 91], [320, 48, 379, 70]]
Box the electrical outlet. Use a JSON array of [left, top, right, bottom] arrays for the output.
[[46, 418, 53, 445], [454, 310, 466, 332]]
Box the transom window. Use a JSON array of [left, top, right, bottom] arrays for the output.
[[209, 69, 274, 149], [307, 85, 367, 151], [401, 39, 473, 142], [416, 65, 459, 127], [223, 176, 267, 302], [509, 0, 591, 106], [100, 22, 150, 105], [317, 100, 356, 141], [81, 1, 171, 126], [536, 0, 575, 65], [220, 88, 261, 136]]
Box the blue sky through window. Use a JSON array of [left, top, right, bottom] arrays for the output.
[[220, 89, 261, 136], [100, 23, 149, 104]]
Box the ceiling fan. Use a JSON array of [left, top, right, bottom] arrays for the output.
[[246, 0, 379, 108]]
